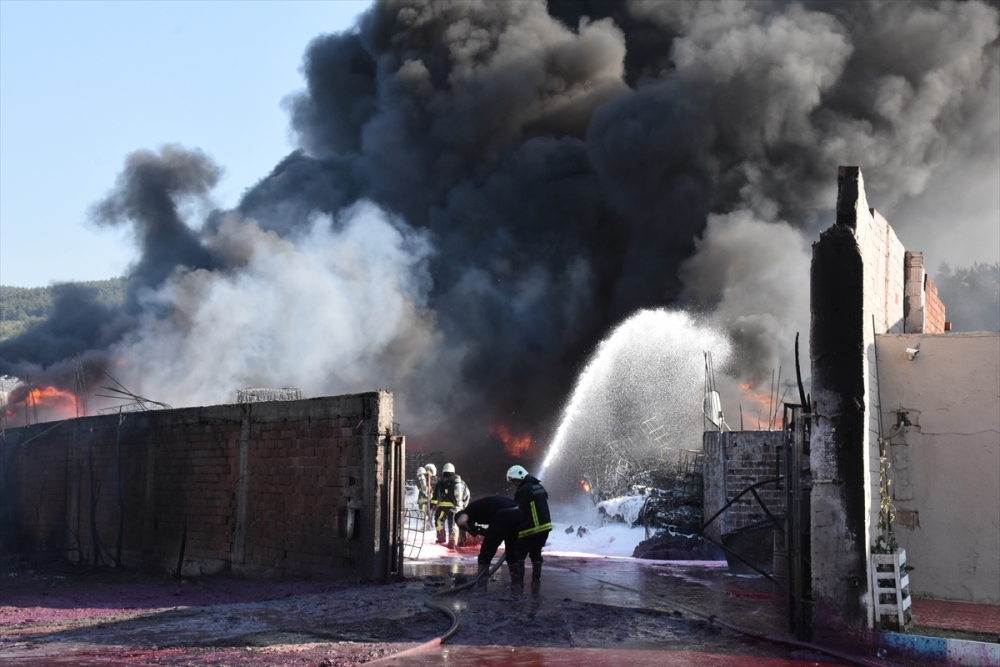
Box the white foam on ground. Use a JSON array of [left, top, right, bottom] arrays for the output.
[[545, 521, 648, 558], [406, 500, 687, 562]]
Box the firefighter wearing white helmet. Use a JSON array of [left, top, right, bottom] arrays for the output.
[[415, 467, 430, 529], [507, 465, 552, 595], [432, 463, 464, 548], [422, 464, 438, 529], [506, 465, 529, 481]]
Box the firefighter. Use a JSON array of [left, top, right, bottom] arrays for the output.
[[507, 464, 552, 594], [455, 496, 521, 590], [431, 463, 461, 547], [453, 472, 471, 545], [415, 466, 430, 529], [423, 463, 438, 530]]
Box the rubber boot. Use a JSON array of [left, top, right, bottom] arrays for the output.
[[530, 561, 542, 596], [475, 563, 490, 590], [509, 561, 524, 594]]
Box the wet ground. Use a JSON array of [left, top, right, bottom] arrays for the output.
[[1, 551, 860, 666]]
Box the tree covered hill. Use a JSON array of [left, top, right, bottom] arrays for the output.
[[0, 278, 128, 342]]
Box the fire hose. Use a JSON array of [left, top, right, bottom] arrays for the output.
[[367, 554, 507, 664], [372, 555, 892, 667]]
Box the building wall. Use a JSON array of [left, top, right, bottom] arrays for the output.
[[0, 392, 401, 581], [810, 167, 906, 637], [702, 431, 785, 542], [875, 332, 1000, 603]]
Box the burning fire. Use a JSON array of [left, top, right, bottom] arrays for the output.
[[3, 385, 80, 423], [492, 423, 533, 458], [578, 478, 591, 493], [739, 382, 782, 430]]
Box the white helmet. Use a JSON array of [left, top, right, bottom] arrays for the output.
[[416, 466, 426, 476], [506, 465, 529, 481], [443, 462, 456, 474], [425, 463, 437, 476]]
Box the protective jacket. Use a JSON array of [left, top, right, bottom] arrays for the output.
[[453, 475, 470, 510], [432, 472, 460, 508], [514, 475, 552, 538], [460, 496, 519, 536]]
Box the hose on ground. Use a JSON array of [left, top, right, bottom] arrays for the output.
[[425, 552, 506, 642], [367, 553, 507, 664], [550, 563, 891, 667]]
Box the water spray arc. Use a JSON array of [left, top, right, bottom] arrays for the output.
[[539, 323, 632, 481], [538, 309, 730, 489]]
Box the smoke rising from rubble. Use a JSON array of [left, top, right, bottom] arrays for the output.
[[2, 1, 997, 484]]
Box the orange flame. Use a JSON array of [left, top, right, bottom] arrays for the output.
[[4, 385, 79, 423], [492, 423, 533, 458], [578, 479, 591, 493], [739, 382, 780, 430]]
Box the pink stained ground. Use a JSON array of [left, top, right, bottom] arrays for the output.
[[1, 554, 866, 666]]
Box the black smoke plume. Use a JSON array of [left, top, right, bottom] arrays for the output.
[[2, 0, 997, 490]]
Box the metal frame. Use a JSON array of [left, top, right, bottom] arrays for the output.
[[698, 405, 814, 640], [783, 403, 812, 640], [699, 477, 783, 584]]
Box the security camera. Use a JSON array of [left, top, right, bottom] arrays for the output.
[[905, 347, 919, 360]]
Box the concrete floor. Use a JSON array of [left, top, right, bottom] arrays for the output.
[[1, 552, 863, 666]]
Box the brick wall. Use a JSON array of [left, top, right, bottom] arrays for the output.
[[923, 276, 946, 333], [903, 251, 947, 334], [0, 392, 401, 581], [702, 430, 786, 542]]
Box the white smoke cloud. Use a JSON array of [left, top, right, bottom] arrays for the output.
[[111, 201, 461, 431]]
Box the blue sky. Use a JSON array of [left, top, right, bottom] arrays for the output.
[[1, 0, 372, 287]]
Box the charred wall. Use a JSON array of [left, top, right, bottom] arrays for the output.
[[809, 166, 906, 639], [0, 392, 400, 581]]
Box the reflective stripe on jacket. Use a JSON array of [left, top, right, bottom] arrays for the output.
[[514, 476, 552, 538], [432, 473, 459, 508]]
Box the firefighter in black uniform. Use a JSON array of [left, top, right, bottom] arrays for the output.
[[431, 463, 461, 547], [507, 465, 552, 594], [455, 496, 522, 590]]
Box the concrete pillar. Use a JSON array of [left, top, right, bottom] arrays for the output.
[[231, 404, 252, 567], [809, 166, 875, 641], [904, 252, 925, 334]]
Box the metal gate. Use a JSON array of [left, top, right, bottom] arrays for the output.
[[698, 404, 813, 640], [781, 403, 812, 640]]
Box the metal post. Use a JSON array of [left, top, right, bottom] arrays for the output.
[[394, 436, 405, 575], [791, 406, 806, 639]]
